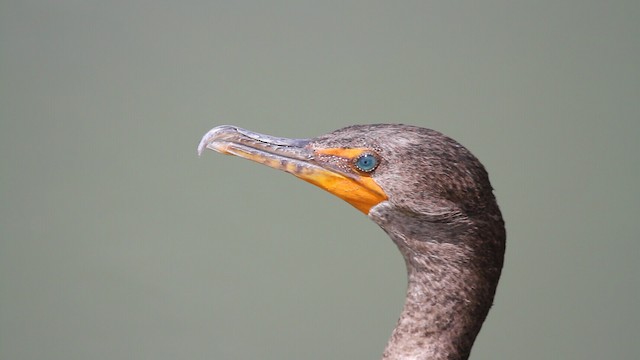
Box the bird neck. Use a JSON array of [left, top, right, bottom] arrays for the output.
[[371, 205, 502, 360], [382, 264, 483, 360]]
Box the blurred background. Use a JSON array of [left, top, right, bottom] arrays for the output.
[[1, 1, 638, 359]]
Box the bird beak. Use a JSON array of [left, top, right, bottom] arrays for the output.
[[198, 125, 388, 214]]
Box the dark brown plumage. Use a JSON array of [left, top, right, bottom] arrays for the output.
[[199, 124, 505, 360]]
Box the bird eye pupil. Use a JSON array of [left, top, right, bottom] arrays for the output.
[[355, 154, 378, 172]]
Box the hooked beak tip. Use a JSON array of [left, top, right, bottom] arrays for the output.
[[197, 135, 209, 156], [197, 125, 238, 156]]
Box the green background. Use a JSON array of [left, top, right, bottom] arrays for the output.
[[2, 2, 638, 359]]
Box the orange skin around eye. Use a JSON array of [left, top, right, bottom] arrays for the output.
[[314, 148, 373, 159], [310, 148, 387, 214]]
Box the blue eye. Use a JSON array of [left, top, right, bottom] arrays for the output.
[[355, 153, 378, 172]]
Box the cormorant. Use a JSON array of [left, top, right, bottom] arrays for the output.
[[198, 124, 505, 360]]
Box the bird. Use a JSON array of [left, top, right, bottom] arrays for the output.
[[198, 124, 505, 360]]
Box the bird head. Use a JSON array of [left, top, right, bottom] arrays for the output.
[[198, 124, 497, 222]]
